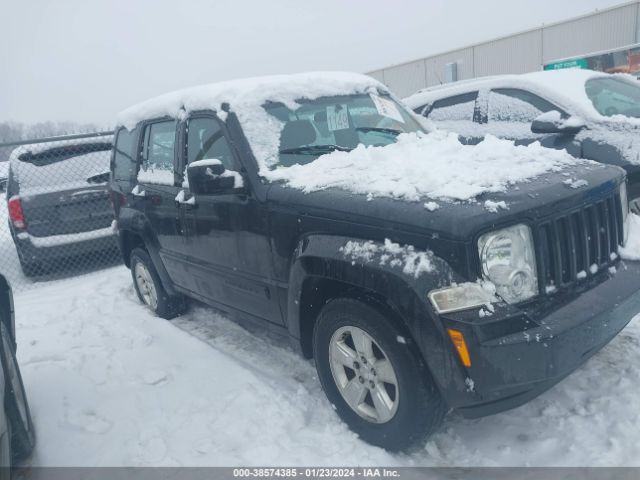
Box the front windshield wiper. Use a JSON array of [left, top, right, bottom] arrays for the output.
[[355, 127, 402, 136], [279, 145, 352, 155]]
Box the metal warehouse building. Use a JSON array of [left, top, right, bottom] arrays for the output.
[[368, 0, 640, 97]]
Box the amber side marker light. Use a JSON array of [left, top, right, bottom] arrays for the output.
[[447, 328, 472, 368]]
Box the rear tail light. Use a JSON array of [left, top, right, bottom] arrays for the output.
[[7, 196, 26, 229]]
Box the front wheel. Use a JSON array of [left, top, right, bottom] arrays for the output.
[[313, 298, 446, 451], [130, 248, 187, 319]]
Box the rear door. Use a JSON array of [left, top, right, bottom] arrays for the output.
[[135, 119, 188, 285]]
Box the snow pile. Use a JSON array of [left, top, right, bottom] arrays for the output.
[[620, 213, 640, 260], [484, 200, 508, 213], [117, 72, 385, 171], [11, 266, 640, 466], [563, 178, 589, 189], [340, 238, 433, 278], [535, 110, 586, 129], [267, 131, 582, 202]]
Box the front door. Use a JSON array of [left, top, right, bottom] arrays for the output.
[[178, 114, 283, 325]]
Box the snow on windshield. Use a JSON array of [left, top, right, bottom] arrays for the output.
[[265, 131, 584, 203], [116, 72, 386, 172]]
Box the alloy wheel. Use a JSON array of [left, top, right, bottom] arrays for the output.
[[329, 325, 399, 424], [134, 262, 158, 309]]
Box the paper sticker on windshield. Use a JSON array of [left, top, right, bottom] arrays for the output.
[[370, 94, 405, 123], [326, 104, 350, 131]]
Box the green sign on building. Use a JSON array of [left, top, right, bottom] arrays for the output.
[[544, 58, 589, 70]]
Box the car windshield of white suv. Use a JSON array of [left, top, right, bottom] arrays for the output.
[[264, 93, 424, 167], [585, 77, 640, 118]]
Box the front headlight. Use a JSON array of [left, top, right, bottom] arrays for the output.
[[478, 224, 538, 304], [620, 181, 629, 245]]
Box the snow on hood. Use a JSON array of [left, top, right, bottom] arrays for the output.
[[265, 130, 586, 203], [116, 72, 386, 170]]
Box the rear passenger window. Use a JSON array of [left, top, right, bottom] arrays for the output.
[[138, 120, 177, 185], [186, 117, 235, 170], [427, 92, 477, 122], [488, 89, 559, 123], [112, 128, 135, 182]]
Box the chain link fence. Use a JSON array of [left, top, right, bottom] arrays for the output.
[[0, 132, 123, 291]]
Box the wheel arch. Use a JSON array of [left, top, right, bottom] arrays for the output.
[[117, 225, 180, 297], [286, 235, 457, 385]]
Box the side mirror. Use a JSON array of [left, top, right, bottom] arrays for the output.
[[531, 111, 585, 135], [187, 159, 242, 194]]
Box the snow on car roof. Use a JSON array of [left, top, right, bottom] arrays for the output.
[[116, 72, 386, 171], [116, 72, 385, 129], [403, 69, 632, 120]]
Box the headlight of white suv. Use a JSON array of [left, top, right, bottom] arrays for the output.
[[478, 224, 538, 304]]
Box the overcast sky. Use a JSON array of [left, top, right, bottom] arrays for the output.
[[0, 0, 626, 125]]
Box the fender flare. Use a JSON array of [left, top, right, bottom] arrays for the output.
[[286, 234, 463, 390]]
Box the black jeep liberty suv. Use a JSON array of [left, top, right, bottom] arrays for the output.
[[110, 73, 640, 451]]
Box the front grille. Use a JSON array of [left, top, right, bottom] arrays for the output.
[[538, 190, 623, 292]]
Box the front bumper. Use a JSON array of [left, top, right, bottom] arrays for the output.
[[438, 260, 640, 418]]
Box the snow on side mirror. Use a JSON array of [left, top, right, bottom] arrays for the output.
[[531, 111, 585, 135], [186, 159, 243, 194]]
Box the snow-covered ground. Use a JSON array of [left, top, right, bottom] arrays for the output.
[[7, 265, 639, 466]]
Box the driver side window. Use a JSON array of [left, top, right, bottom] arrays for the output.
[[186, 117, 236, 171]]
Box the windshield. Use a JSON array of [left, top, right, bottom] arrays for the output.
[[264, 93, 424, 167], [585, 77, 640, 118]]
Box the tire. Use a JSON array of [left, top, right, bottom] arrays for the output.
[[313, 298, 446, 451], [130, 248, 187, 319], [0, 322, 35, 462]]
